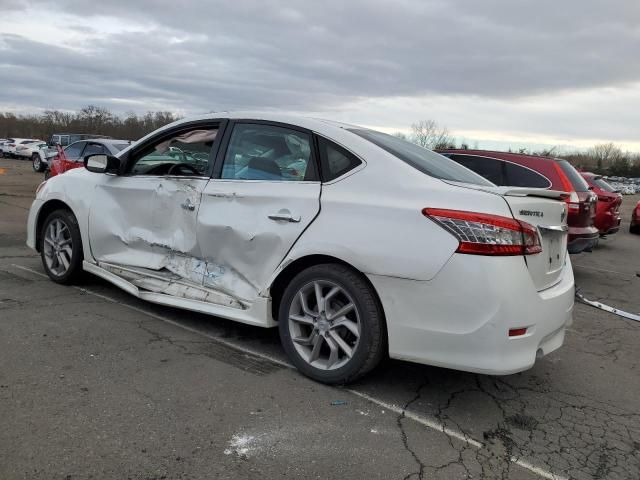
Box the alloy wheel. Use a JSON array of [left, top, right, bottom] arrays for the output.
[[288, 280, 361, 370], [43, 218, 74, 276]]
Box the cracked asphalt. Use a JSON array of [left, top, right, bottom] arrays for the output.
[[1, 158, 639, 479]]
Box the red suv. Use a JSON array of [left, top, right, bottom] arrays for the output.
[[438, 150, 599, 253], [580, 172, 622, 236]]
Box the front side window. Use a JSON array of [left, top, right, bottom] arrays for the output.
[[64, 141, 86, 159], [221, 124, 317, 181], [348, 129, 494, 186], [127, 128, 218, 176]]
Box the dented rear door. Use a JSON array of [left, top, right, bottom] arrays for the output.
[[195, 121, 322, 305]]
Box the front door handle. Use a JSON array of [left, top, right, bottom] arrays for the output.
[[268, 212, 301, 223], [181, 200, 196, 211]]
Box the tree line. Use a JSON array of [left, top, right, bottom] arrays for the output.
[[0, 105, 180, 143], [395, 120, 640, 178]]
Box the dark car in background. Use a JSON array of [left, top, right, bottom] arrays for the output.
[[48, 133, 112, 147], [580, 172, 622, 236], [438, 150, 599, 254]]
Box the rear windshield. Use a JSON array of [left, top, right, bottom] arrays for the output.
[[593, 177, 617, 193], [113, 143, 130, 151], [557, 160, 590, 192], [348, 129, 494, 186]]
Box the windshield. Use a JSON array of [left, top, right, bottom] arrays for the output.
[[348, 128, 494, 186], [557, 160, 590, 192], [593, 176, 617, 193]]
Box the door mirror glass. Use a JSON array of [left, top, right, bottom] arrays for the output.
[[85, 154, 120, 174]]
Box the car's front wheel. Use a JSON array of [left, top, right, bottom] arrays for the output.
[[40, 209, 84, 284], [278, 264, 386, 384]]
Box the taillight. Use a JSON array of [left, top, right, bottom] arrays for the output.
[[423, 208, 542, 256]]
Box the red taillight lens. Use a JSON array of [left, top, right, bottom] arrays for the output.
[[423, 208, 542, 256]]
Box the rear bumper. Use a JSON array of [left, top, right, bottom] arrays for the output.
[[368, 254, 574, 375], [595, 211, 621, 236], [567, 226, 599, 253]]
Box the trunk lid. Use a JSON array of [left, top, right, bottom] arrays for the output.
[[442, 182, 570, 291], [501, 189, 569, 291]]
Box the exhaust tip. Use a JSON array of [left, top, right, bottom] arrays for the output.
[[536, 348, 544, 359]]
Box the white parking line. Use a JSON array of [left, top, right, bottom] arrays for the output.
[[11, 263, 568, 480]]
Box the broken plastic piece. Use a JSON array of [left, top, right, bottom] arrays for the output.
[[575, 292, 640, 322]]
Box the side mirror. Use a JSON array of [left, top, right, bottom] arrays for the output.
[[84, 154, 120, 174]]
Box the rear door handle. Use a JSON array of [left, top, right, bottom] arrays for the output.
[[268, 213, 301, 223]]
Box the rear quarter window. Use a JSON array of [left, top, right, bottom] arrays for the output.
[[449, 155, 505, 185], [348, 129, 494, 186], [504, 162, 551, 188], [557, 160, 590, 192]]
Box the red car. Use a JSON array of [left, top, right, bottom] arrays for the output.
[[580, 172, 622, 236], [45, 138, 129, 179], [438, 150, 599, 253], [631, 201, 640, 234]]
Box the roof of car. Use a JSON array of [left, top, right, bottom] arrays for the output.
[[437, 149, 562, 162], [70, 138, 129, 145]]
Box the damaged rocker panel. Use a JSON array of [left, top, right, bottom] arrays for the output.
[[99, 261, 247, 309]]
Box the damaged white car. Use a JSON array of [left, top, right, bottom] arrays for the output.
[[27, 113, 574, 384]]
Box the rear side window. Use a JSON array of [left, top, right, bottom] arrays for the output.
[[349, 129, 494, 186], [317, 136, 362, 181], [450, 155, 505, 185], [504, 162, 551, 188], [82, 143, 108, 157], [63, 141, 86, 159], [593, 177, 617, 193], [557, 160, 589, 192]]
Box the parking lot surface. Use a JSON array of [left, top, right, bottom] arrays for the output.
[[1, 158, 639, 479]]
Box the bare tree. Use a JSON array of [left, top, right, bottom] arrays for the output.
[[410, 120, 452, 150], [589, 143, 624, 171]]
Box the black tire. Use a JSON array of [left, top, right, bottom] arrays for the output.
[[631, 224, 640, 234], [278, 263, 386, 384], [44, 169, 51, 180], [39, 209, 84, 284], [32, 153, 44, 172]]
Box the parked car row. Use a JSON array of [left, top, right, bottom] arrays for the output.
[[0, 138, 44, 158]]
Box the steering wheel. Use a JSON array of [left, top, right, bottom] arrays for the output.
[[167, 163, 201, 176]]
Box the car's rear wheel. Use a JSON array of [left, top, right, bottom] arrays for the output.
[[40, 209, 84, 284], [278, 264, 386, 384], [44, 169, 51, 180], [631, 224, 640, 234], [32, 153, 44, 172]]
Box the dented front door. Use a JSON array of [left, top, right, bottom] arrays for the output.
[[88, 175, 209, 282]]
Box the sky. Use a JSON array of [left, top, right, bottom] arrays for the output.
[[1, 0, 639, 152]]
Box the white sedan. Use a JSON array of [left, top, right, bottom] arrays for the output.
[[26, 113, 574, 383], [15, 140, 46, 158]]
